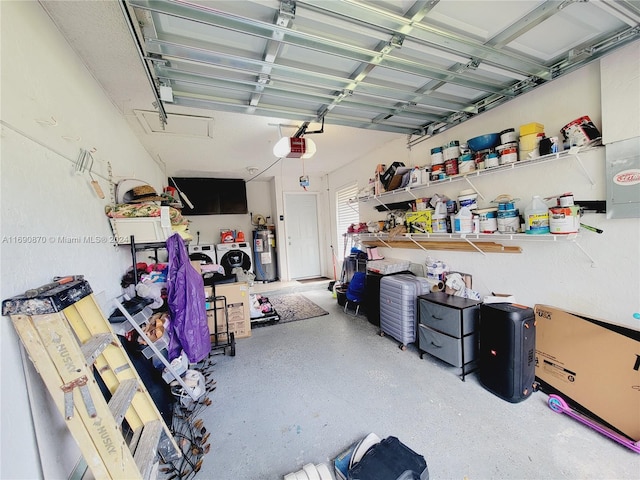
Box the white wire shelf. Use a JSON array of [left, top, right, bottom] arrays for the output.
[[355, 143, 602, 205]]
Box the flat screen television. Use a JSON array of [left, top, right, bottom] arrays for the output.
[[170, 177, 248, 215]]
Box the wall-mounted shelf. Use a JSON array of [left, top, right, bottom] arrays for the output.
[[354, 231, 596, 266], [350, 143, 601, 266], [355, 144, 602, 207]]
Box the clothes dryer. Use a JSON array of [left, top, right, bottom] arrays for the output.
[[215, 242, 253, 276]]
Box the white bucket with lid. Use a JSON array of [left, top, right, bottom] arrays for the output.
[[477, 207, 498, 233], [500, 128, 518, 144], [485, 153, 499, 168], [458, 189, 478, 211], [558, 193, 574, 207], [497, 208, 519, 233]]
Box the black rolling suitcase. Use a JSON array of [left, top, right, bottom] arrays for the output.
[[479, 303, 536, 403]]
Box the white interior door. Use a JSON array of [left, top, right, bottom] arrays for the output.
[[284, 193, 321, 279]]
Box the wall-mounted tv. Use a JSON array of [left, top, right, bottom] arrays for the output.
[[170, 177, 248, 215]]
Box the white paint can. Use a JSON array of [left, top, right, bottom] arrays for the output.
[[549, 206, 580, 234], [458, 189, 478, 211], [477, 207, 498, 233], [559, 194, 574, 207], [497, 208, 520, 233], [499, 147, 518, 165]]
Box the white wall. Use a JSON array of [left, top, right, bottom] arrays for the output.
[[184, 180, 274, 246], [600, 40, 640, 144], [183, 173, 327, 282], [1, 2, 165, 478], [328, 42, 640, 329]]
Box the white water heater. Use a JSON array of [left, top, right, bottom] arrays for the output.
[[253, 229, 278, 282]]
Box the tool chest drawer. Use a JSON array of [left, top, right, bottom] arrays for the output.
[[418, 324, 477, 367], [417, 292, 481, 380], [418, 293, 479, 337]]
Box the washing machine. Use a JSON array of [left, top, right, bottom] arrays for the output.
[[216, 242, 253, 276], [188, 244, 217, 265]]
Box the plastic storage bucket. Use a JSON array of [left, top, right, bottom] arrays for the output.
[[458, 189, 478, 210], [477, 208, 498, 233]]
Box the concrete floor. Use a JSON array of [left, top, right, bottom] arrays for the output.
[[197, 282, 639, 480]]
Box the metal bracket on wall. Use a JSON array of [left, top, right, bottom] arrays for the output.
[[573, 241, 597, 268]]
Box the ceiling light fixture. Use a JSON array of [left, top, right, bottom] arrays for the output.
[[272, 136, 317, 159]]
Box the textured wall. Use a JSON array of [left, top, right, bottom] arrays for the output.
[[1, 2, 164, 478], [328, 45, 640, 328]]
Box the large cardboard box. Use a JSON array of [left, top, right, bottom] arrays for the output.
[[204, 282, 251, 340], [534, 304, 640, 440]]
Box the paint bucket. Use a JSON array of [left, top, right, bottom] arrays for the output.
[[477, 207, 498, 233], [549, 206, 580, 234], [499, 147, 518, 164], [458, 189, 478, 211], [500, 128, 518, 144], [443, 143, 460, 161], [560, 115, 601, 147], [559, 193, 574, 207], [458, 154, 475, 174], [497, 208, 519, 233], [520, 133, 545, 151], [498, 200, 516, 211], [485, 153, 499, 168], [430, 163, 444, 181], [430, 146, 444, 165], [445, 158, 459, 176]]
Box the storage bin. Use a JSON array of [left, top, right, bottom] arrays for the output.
[[519, 122, 544, 136]]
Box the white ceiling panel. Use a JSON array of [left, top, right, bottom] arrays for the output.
[[424, 0, 544, 42], [507, 2, 630, 61], [39, 0, 639, 178]]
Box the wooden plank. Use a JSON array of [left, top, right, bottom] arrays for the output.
[[108, 378, 139, 426], [80, 333, 113, 366], [133, 420, 162, 480], [361, 240, 522, 253]]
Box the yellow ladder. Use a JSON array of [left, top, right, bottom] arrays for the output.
[[2, 277, 181, 479]]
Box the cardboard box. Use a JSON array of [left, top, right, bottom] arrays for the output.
[[190, 260, 202, 274], [534, 304, 640, 440], [204, 282, 251, 339], [380, 161, 405, 189]]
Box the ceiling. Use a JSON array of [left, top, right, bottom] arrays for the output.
[[40, 0, 639, 181]]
